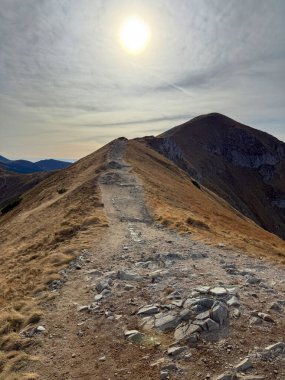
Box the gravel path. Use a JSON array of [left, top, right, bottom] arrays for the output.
[[27, 139, 285, 380]]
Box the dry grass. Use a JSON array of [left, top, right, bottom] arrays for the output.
[[0, 143, 112, 378], [126, 140, 285, 263]]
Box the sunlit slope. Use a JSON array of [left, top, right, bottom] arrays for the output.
[[126, 139, 285, 262]]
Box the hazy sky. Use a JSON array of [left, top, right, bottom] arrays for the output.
[[0, 0, 284, 160]]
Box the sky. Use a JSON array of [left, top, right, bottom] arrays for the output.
[[0, 0, 284, 160]]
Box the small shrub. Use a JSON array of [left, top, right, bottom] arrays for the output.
[[1, 198, 22, 214], [186, 216, 209, 230], [191, 179, 201, 189], [57, 187, 67, 194]]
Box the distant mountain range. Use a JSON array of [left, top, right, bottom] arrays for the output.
[[0, 155, 72, 174]]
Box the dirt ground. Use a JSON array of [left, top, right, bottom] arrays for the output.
[[23, 139, 285, 380]]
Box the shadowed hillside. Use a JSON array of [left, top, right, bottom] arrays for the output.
[[0, 167, 50, 210]]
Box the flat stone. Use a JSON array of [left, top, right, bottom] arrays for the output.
[[155, 314, 181, 332], [210, 287, 228, 296], [94, 294, 103, 301], [138, 305, 160, 316], [167, 346, 187, 356], [174, 322, 201, 342], [124, 329, 140, 337], [195, 286, 210, 294], [195, 310, 210, 320], [171, 300, 184, 308], [117, 270, 144, 282], [235, 358, 253, 372]]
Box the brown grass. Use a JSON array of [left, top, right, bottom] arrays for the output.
[[0, 142, 113, 378], [125, 140, 285, 263]]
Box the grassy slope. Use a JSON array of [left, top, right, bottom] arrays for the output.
[[0, 143, 111, 379], [126, 140, 285, 262]]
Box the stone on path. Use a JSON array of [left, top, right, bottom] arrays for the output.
[[137, 305, 160, 316], [117, 270, 144, 282], [235, 357, 253, 372], [167, 345, 187, 356]]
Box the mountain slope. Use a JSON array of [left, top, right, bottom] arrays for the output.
[[143, 113, 285, 239]]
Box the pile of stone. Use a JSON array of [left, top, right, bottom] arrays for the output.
[[137, 286, 239, 344]]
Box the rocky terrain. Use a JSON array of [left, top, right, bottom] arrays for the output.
[[142, 113, 285, 239], [24, 139, 285, 380]]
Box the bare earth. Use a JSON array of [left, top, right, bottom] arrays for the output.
[[27, 140, 285, 380]]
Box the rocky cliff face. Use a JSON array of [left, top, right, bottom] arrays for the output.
[[217, 128, 285, 182]]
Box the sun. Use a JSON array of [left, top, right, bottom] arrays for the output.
[[119, 15, 151, 55]]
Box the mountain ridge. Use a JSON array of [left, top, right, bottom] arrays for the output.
[[0, 155, 72, 174]]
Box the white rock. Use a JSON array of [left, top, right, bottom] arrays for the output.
[[36, 326, 46, 332], [210, 287, 228, 296]]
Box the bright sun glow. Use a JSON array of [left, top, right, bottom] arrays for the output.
[[119, 16, 151, 55]]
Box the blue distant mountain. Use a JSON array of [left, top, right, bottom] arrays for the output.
[[0, 155, 72, 174]]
